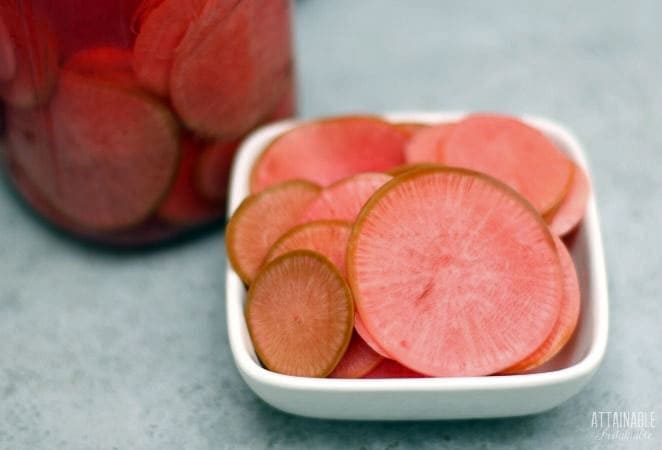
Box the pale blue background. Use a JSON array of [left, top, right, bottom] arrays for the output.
[[1, 0, 661, 449]]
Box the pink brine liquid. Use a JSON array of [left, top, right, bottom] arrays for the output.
[[0, 0, 295, 245]]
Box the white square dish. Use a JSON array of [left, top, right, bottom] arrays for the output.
[[225, 112, 609, 420]]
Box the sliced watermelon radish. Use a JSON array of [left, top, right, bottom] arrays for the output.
[[133, 0, 206, 97], [404, 123, 454, 164], [354, 313, 390, 358], [502, 235, 581, 373], [246, 250, 354, 377], [347, 166, 563, 376], [443, 114, 573, 214], [8, 152, 182, 244], [546, 162, 590, 236], [265, 220, 352, 277], [0, 3, 58, 107], [0, 14, 15, 81], [298, 173, 393, 224], [49, 70, 180, 231], [250, 117, 408, 193], [225, 180, 321, 284], [171, 0, 293, 137], [363, 359, 426, 379], [6, 115, 184, 245], [157, 139, 221, 225], [194, 138, 241, 204], [262, 219, 389, 361], [329, 331, 383, 378]]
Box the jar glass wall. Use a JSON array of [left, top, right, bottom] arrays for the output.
[[0, 0, 295, 245]]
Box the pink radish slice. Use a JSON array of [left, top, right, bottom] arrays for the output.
[[250, 116, 408, 193], [443, 114, 573, 214], [546, 163, 591, 236], [263, 219, 389, 359], [133, 0, 206, 97], [354, 313, 391, 358], [265, 220, 352, 277], [329, 332, 383, 378], [49, 70, 180, 231], [363, 359, 426, 379], [502, 235, 581, 373], [404, 123, 454, 164], [347, 167, 563, 377], [171, 0, 293, 137], [157, 139, 222, 225], [298, 173, 393, 224], [225, 180, 321, 284]]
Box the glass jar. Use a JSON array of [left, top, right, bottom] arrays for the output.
[[0, 0, 295, 245]]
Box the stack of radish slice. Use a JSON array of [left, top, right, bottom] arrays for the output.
[[226, 113, 590, 378], [1, 0, 293, 238]]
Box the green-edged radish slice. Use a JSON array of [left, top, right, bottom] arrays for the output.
[[246, 250, 354, 377], [226, 180, 321, 284]]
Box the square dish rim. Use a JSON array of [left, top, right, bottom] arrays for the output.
[[225, 111, 609, 394]]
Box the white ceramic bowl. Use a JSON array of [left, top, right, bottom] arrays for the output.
[[225, 112, 609, 420]]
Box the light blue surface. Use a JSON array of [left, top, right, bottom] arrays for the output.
[[1, 0, 661, 448]]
